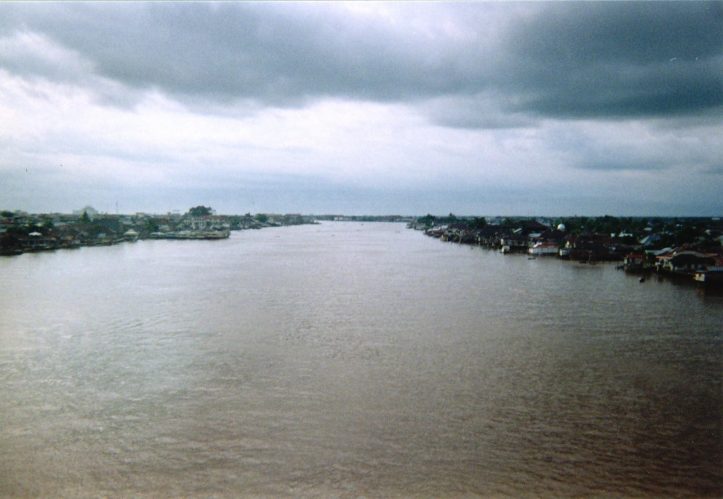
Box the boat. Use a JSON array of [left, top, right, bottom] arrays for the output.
[[528, 241, 559, 256], [694, 270, 723, 287], [150, 229, 230, 240]]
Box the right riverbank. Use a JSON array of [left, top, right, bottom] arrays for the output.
[[410, 214, 723, 290]]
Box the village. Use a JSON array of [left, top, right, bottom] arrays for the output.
[[409, 214, 723, 288], [3, 208, 722, 287], [0, 206, 315, 255]]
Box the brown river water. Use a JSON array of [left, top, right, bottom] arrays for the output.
[[1, 222, 721, 497]]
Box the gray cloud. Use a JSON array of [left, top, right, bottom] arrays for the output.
[[575, 158, 666, 172], [701, 164, 723, 175], [0, 3, 476, 105], [0, 2, 721, 217], [422, 94, 535, 130], [2, 2, 719, 126], [501, 2, 723, 119]]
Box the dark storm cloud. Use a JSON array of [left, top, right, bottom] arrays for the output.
[[0, 2, 720, 123], [501, 2, 723, 119], [0, 3, 476, 105]]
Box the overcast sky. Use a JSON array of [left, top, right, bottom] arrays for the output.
[[0, 2, 721, 216]]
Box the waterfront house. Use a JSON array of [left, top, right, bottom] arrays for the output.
[[475, 226, 501, 246], [566, 233, 616, 261], [522, 220, 550, 233], [527, 232, 543, 244], [640, 235, 662, 248], [27, 231, 44, 250], [669, 252, 716, 273], [623, 253, 647, 272], [657, 250, 715, 274], [500, 228, 528, 253], [528, 229, 565, 249]]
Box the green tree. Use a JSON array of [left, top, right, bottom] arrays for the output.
[[188, 206, 212, 217], [675, 224, 702, 245], [471, 217, 487, 229], [145, 219, 159, 233], [417, 214, 436, 227]]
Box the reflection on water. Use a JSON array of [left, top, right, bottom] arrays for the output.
[[1, 222, 721, 496]]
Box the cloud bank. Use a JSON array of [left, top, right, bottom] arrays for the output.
[[0, 2, 721, 215]]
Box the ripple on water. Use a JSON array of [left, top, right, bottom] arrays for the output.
[[0, 223, 720, 497]]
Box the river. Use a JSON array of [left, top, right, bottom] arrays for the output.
[[1, 222, 720, 497]]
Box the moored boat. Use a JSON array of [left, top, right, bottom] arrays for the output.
[[528, 241, 559, 256], [694, 270, 723, 287], [150, 229, 230, 240]]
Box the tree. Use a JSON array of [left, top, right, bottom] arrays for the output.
[[228, 216, 242, 229], [417, 214, 436, 227], [0, 233, 21, 251], [188, 206, 212, 217], [255, 213, 268, 223], [80, 211, 90, 223], [145, 219, 159, 233], [471, 217, 487, 229]]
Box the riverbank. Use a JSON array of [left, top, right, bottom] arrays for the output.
[[411, 215, 723, 289], [0, 208, 317, 256]]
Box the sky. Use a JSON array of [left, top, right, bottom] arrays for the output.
[[0, 2, 721, 216]]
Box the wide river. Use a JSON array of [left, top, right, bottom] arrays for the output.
[[1, 222, 720, 497]]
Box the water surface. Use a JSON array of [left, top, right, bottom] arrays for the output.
[[1, 222, 720, 496]]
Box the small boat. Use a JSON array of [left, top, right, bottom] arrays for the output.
[[694, 270, 723, 287], [528, 241, 559, 256]]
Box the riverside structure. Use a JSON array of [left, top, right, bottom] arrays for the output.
[[0, 208, 316, 256], [411, 215, 723, 288]]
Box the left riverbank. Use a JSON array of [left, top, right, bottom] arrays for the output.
[[0, 207, 316, 256]]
